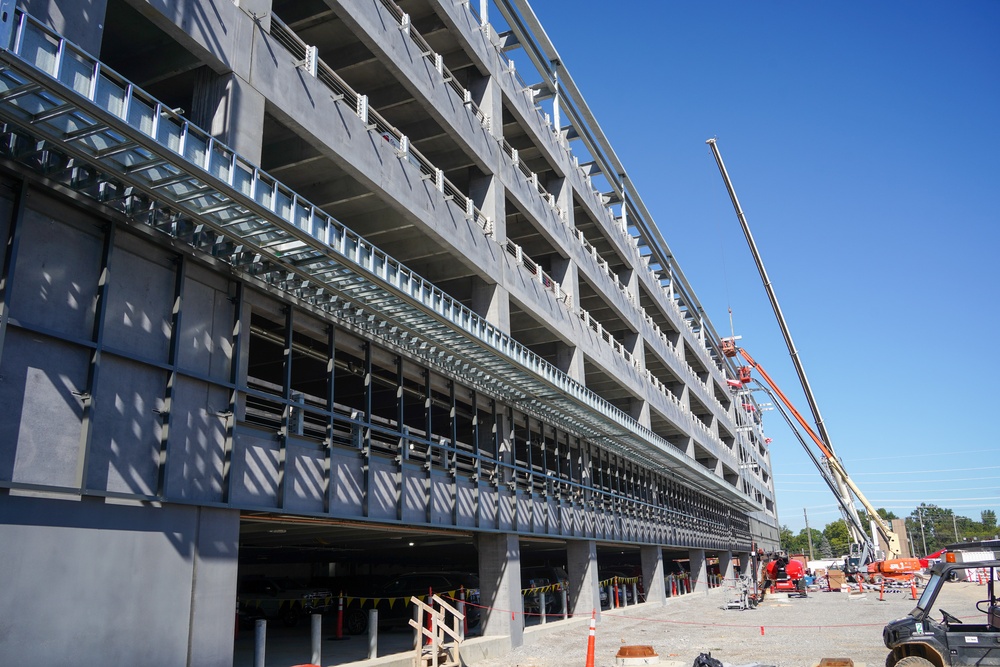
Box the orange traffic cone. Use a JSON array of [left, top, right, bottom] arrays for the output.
[[910, 581, 917, 600], [584, 610, 596, 667]]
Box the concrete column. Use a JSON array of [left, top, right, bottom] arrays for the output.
[[192, 70, 267, 165], [624, 331, 645, 372], [719, 551, 734, 589], [555, 342, 585, 383], [689, 548, 708, 595], [550, 175, 575, 230], [495, 409, 515, 530], [188, 507, 242, 665], [683, 435, 695, 459], [470, 66, 503, 144], [469, 70, 506, 244], [471, 281, 511, 334], [478, 533, 523, 647], [235, 0, 272, 30], [22, 0, 109, 56], [567, 540, 600, 620], [621, 266, 641, 307], [738, 552, 752, 579], [628, 396, 650, 429], [470, 171, 506, 243], [640, 546, 665, 605], [549, 254, 579, 309]]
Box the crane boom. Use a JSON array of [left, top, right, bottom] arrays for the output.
[[706, 138, 901, 563], [738, 350, 901, 559]]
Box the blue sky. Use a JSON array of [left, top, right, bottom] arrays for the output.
[[522, 1, 1000, 534]]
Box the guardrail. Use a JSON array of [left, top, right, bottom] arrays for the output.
[[467, 5, 727, 373], [0, 8, 763, 510], [277, 4, 731, 418]]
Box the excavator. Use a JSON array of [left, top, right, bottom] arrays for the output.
[[707, 139, 922, 585]]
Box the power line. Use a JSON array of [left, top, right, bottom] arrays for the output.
[[776, 465, 1000, 476], [778, 476, 1000, 485], [796, 502, 998, 513], [844, 448, 998, 462], [778, 486, 1000, 494]]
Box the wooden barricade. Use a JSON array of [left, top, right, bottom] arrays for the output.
[[409, 594, 465, 667]]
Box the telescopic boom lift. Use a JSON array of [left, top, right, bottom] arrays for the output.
[[706, 138, 902, 569]]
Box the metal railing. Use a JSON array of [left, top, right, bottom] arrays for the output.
[[471, 7, 728, 377], [300, 2, 727, 407], [267, 16, 590, 310], [0, 10, 760, 510], [376, 0, 491, 130], [271, 10, 734, 433]]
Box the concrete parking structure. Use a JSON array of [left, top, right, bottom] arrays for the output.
[[0, 0, 778, 664]]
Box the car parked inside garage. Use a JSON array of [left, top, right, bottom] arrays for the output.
[[237, 576, 333, 627], [343, 571, 480, 635]]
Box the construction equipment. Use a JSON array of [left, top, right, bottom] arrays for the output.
[[758, 550, 807, 598], [883, 559, 1000, 666], [734, 347, 922, 579], [706, 138, 914, 582], [725, 572, 760, 610]]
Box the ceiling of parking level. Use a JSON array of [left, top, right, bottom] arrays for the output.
[[239, 513, 480, 567]]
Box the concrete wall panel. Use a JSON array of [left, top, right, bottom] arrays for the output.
[[331, 447, 363, 514], [187, 506, 240, 667], [368, 456, 396, 520], [10, 203, 102, 339], [21, 0, 108, 56], [178, 265, 234, 382], [498, 488, 513, 530], [430, 470, 451, 524], [231, 430, 279, 507], [285, 442, 326, 514], [0, 496, 238, 667], [164, 376, 227, 502], [104, 235, 174, 362], [0, 193, 11, 267], [402, 464, 427, 523], [88, 355, 166, 495], [0, 329, 87, 487], [479, 481, 497, 527], [456, 478, 475, 527]]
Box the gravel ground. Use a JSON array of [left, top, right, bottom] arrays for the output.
[[468, 581, 988, 667]]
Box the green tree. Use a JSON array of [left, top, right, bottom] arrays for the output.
[[906, 504, 960, 554], [823, 519, 851, 557], [983, 510, 997, 530], [818, 535, 833, 559], [779, 525, 796, 552], [799, 527, 823, 560]]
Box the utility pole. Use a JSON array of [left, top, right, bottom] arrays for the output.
[[952, 513, 959, 541], [804, 508, 815, 562], [918, 508, 928, 557]]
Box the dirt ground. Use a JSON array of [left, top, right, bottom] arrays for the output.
[[468, 580, 993, 667]]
